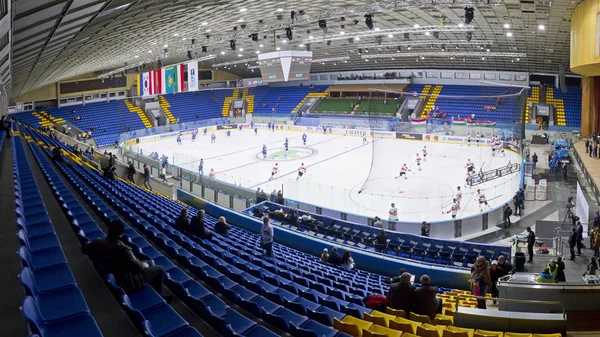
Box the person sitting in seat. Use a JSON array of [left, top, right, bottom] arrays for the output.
[[320, 248, 329, 263], [272, 207, 287, 221], [83, 220, 169, 301], [387, 272, 415, 314], [51, 147, 65, 163], [326, 246, 342, 266], [374, 228, 388, 253], [301, 211, 312, 223], [288, 209, 299, 224], [413, 275, 442, 319], [175, 208, 190, 233], [215, 216, 230, 235], [536, 267, 556, 283], [190, 210, 212, 240], [340, 251, 355, 271]]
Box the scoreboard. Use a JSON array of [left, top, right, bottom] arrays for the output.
[[258, 51, 313, 83]]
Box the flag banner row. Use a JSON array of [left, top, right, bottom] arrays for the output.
[[137, 61, 198, 97]]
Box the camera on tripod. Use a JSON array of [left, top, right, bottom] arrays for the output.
[[564, 196, 577, 224]]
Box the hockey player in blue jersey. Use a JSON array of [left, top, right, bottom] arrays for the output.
[[284, 138, 289, 152], [198, 159, 204, 175], [272, 124, 275, 131], [211, 133, 216, 143], [239, 124, 243, 131], [203, 128, 208, 136], [176, 134, 182, 145], [302, 133, 307, 145], [250, 122, 254, 128], [254, 127, 258, 135], [262, 145, 267, 159], [191, 130, 197, 142], [268, 122, 272, 130], [226, 130, 231, 137]]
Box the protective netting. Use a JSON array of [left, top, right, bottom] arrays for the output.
[[356, 86, 528, 216]]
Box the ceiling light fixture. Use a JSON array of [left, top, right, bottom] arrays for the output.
[[277, 8, 283, 12], [506, 32, 513, 37], [387, 34, 393, 38], [240, 8, 247, 12], [202, 22, 208, 26], [538, 24, 545, 30], [174, 33, 179, 36], [413, 24, 420, 28], [276, 47, 281, 50], [425, 32, 430, 36], [504, 23, 510, 29]]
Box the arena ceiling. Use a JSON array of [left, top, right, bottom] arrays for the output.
[[11, 0, 581, 99]]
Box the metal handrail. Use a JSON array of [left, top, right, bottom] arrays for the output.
[[454, 294, 566, 318]]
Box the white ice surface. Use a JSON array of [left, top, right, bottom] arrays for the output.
[[138, 129, 521, 222]]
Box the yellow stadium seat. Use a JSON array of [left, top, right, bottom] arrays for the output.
[[433, 314, 453, 326], [342, 315, 374, 337], [367, 324, 404, 337], [445, 326, 474, 337], [390, 317, 422, 334], [386, 307, 407, 318], [443, 309, 454, 316], [474, 330, 504, 337], [409, 313, 432, 324], [334, 317, 363, 337], [403, 333, 420, 337], [532, 334, 561, 337], [370, 310, 398, 327], [442, 329, 471, 337], [416, 323, 443, 337], [365, 312, 388, 327], [504, 333, 532, 337]]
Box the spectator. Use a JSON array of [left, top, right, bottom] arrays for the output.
[[288, 209, 299, 224], [503, 203, 512, 228], [214, 216, 230, 235], [108, 152, 115, 167], [270, 190, 277, 202], [421, 221, 430, 237], [83, 220, 168, 299], [340, 251, 355, 271], [375, 228, 388, 253], [563, 164, 568, 181], [555, 256, 566, 282], [327, 246, 342, 265], [547, 259, 559, 280], [536, 268, 555, 283], [591, 223, 600, 258], [584, 257, 599, 277], [387, 272, 415, 314], [127, 161, 135, 183], [175, 208, 190, 233], [143, 164, 152, 191], [106, 166, 116, 182], [273, 207, 287, 221], [190, 210, 212, 239], [373, 216, 383, 228], [586, 138, 590, 153], [320, 248, 329, 263], [470, 256, 491, 309], [532, 152, 538, 170], [51, 147, 65, 163], [0, 115, 10, 138], [497, 255, 513, 276], [256, 188, 262, 202], [489, 261, 501, 303], [301, 211, 312, 222], [568, 226, 577, 260], [513, 192, 522, 216], [526, 227, 535, 263], [413, 275, 441, 319], [518, 188, 525, 211], [575, 220, 585, 255], [261, 216, 274, 257], [277, 190, 284, 204], [259, 189, 268, 203]]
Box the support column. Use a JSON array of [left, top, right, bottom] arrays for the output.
[[582, 76, 595, 136]]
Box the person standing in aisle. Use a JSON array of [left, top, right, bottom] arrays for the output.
[[261, 216, 274, 257], [527, 227, 536, 263], [568, 227, 577, 261], [143, 164, 152, 191]]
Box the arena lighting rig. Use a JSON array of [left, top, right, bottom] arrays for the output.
[[213, 55, 350, 68], [199, 0, 498, 46], [98, 54, 216, 78], [358, 39, 493, 49], [302, 25, 474, 44], [360, 51, 526, 59], [245, 55, 350, 70]]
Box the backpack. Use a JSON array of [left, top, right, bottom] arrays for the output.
[[363, 294, 388, 309]]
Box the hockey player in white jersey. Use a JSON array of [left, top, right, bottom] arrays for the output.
[[456, 186, 462, 207], [416, 153, 422, 171], [297, 163, 307, 180], [422, 146, 428, 161], [269, 163, 279, 181], [389, 203, 398, 221], [476, 189, 491, 211], [395, 164, 411, 179], [465, 171, 473, 189], [445, 198, 460, 219], [496, 141, 505, 156], [465, 159, 475, 173]]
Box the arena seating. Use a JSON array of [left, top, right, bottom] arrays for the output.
[[316, 98, 359, 114], [252, 85, 329, 114], [432, 85, 521, 123], [551, 86, 581, 127], [315, 98, 398, 116], [161, 90, 233, 123], [15, 122, 564, 337], [244, 202, 510, 268]]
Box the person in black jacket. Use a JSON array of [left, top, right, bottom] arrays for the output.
[[51, 147, 65, 163], [190, 210, 212, 239], [413, 275, 441, 319], [83, 220, 167, 298], [215, 216, 230, 235], [374, 228, 388, 253], [127, 161, 135, 183], [326, 246, 342, 266], [555, 256, 566, 282], [175, 208, 190, 233], [526, 227, 536, 263], [576, 221, 585, 255], [143, 164, 152, 191], [387, 272, 415, 314], [568, 226, 577, 260], [503, 203, 512, 228]]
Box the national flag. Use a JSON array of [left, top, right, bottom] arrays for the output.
[[160, 68, 166, 94], [137, 74, 142, 96], [149, 71, 155, 95], [154, 69, 161, 94], [173, 63, 184, 92], [165, 67, 175, 94], [411, 118, 427, 126], [453, 119, 466, 125], [187, 61, 198, 91], [142, 72, 150, 96]]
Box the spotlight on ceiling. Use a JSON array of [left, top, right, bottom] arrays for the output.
[[285, 28, 293, 40], [326, 40, 331, 46], [230, 40, 236, 51], [191, 39, 195, 45], [202, 46, 207, 53], [158, 59, 163, 68], [353, 19, 359, 25], [466, 31, 472, 42], [187, 50, 193, 60], [358, 48, 362, 54], [306, 43, 311, 51], [364, 14, 373, 30], [397, 46, 401, 52], [433, 31, 439, 39], [464, 7, 474, 24], [250, 33, 258, 42], [318, 20, 327, 31], [404, 33, 409, 40]]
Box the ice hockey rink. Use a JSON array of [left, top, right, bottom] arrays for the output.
[[137, 128, 522, 222]]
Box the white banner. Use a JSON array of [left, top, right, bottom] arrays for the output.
[[142, 72, 150, 96], [187, 61, 198, 91], [576, 181, 589, 233]]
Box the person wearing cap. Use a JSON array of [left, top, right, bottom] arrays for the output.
[[387, 272, 415, 314], [320, 248, 329, 263], [489, 260, 502, 303], [83, 219, 168, 299]]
